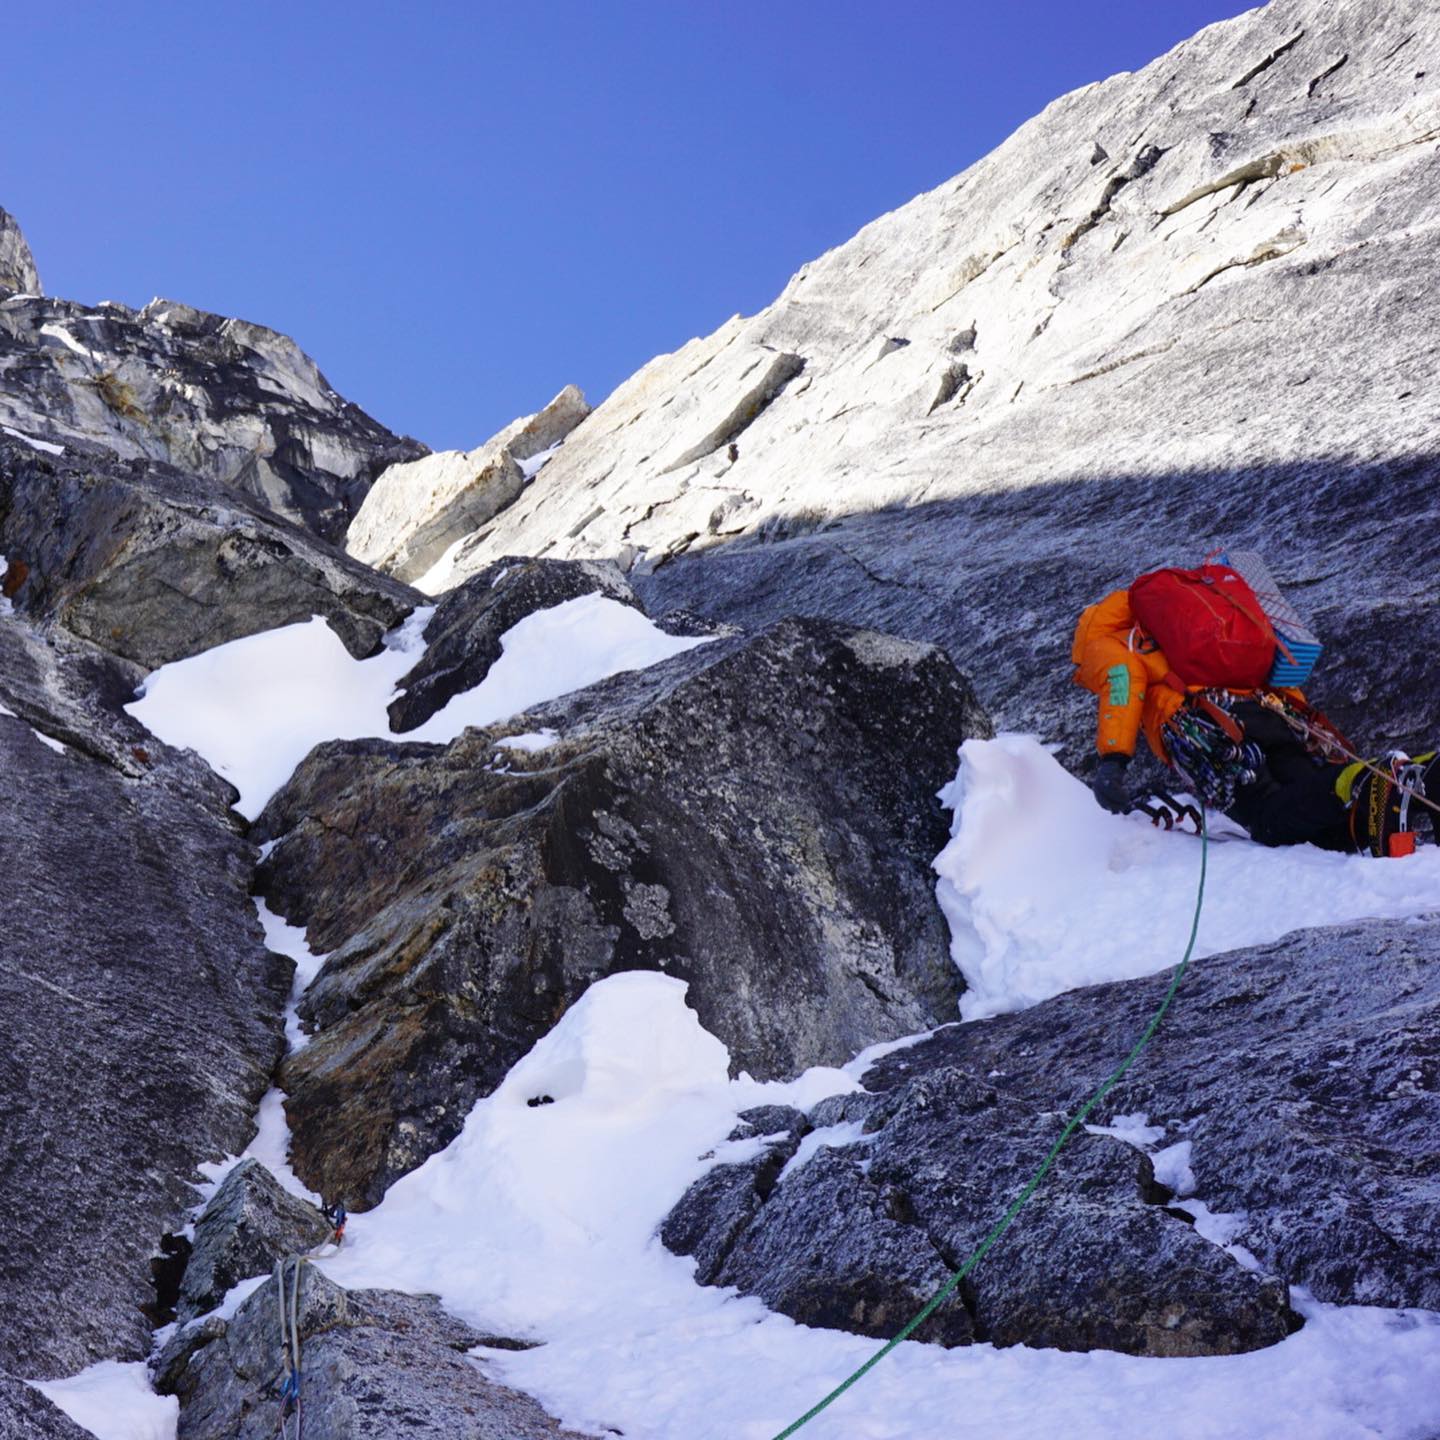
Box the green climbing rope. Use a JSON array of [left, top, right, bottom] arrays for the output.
[[768, 812, 1210, 1440]]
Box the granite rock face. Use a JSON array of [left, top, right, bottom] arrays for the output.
[[0, 614, 290, 1379], [0, 436, 420, 667], [347, 384, 590, 585], [664, 916, 1440, 1354], [176, 1160, 333, 1326], [253, 612, 991, 1207], [424, 0, 1440, 768], [0, 1378, 94, 1440], [0, 283, 425, 543], [158, 1265, 585, 1440], [388, 556, 642, 731], [0, 207, 40, 296]]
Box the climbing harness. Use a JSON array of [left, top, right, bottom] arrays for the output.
[[766, 813, 1210, 1439], [274, 1255, 307, 1439], [1258, 690, 1440, 818]]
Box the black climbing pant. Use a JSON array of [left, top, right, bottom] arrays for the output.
[[1221, 700, 1436, 851]]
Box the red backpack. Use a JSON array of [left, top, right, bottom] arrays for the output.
[[1128, 563, 1278, 689]]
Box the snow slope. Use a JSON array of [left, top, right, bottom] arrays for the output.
[[936, 735, 1440, 1019], [118, 600, 1440, 1440], [307, 970, 1440, 1440]]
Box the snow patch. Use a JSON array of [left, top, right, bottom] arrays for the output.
[[777, 1120, 871, 1185], [30, 1361, 177, 1440], [497, 728, 559, 753], [39, 323, 99, 363], [2, 423, 65, 455], [519, 440, 563, 480], [126, 595, 708, 821], [935, 735, 1440, 1019]]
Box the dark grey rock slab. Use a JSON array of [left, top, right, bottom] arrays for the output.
[[177, 1160, 332, 1325], [0, 284, 425, 542], [162, 1265, 586, 1440], [664, 916, 1440, 1355], [0, 437, 420, 666], [253, 615, 992, 1207], [0, 206, 40, 296], [0, 614, 290, 1376]]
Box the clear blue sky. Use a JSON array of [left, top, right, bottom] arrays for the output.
[[5, 1, 1252, 452]]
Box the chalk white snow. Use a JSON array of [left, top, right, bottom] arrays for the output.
[[30, 1361, 177, 1440], [126, 593, 707, 819], [302, 969, 1440, 1440], [935, 734, 1440, 1019], [2, 423, 65, 455]]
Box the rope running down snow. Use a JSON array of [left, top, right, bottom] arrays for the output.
[[767, 810, 1211, 1440]]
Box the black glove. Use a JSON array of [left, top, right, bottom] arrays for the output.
[[1091, 753, 1133, 814]]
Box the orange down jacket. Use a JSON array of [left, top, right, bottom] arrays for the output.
[[1072, 589, 1308, 761], [1072, 589, 1187, 760]]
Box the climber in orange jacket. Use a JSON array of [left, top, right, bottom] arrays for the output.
[[1071, 587, 1435, 853]]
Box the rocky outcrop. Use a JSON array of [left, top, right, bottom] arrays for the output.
[[664, 915, 1440, 1354], [347, 384, 590, 585], [0, 435, 420, 667], [0, 207, 40, 296], [423, 0, 1440, 768], [176, 1161, 332, 1326], [253, 610, 991, 1207], [157, 1265, 584, 1439], [388, 556, 643, 731], [0, 1378, 93, 1440], [0, 614, 290, 1378], [0, 283, 425, 543]]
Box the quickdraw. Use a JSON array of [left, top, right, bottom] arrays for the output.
[[1160, 692, 1263, 811]]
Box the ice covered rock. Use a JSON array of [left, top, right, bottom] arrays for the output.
[[347, 384, 590, 585], [436, 0, 1440, 762], [253, 614, 991, 1206], [0, 205, 40, 296], [175, 1160, 332, 1325], [0, 616, 290, 1377], [159, 1265, 582, 1439], [0, 434, 420, 667], [664, 914, 1440, 1354], [0, 278, 424, 543]]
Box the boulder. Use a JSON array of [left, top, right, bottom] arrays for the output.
[[159, 1265, 585, 1440], [0, 206, 40, 296], [176, 1160, 332, 1325], [252, 614, 991, 1207], [347, 384, 590, 585], [388, 556, 643, 731], [0, 279, 426, 543], [663, 915, 1440, 1354], [0, 436, 421, 667], [425, 0, 1440, 767], [0, 615, 290, 1377]]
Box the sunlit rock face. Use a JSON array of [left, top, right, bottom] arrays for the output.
[[0, 205, 41, 296], [435, 0, 1440, 764]]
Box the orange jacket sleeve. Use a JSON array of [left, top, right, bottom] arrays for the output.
[[1072, 590, 1148, 757]]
